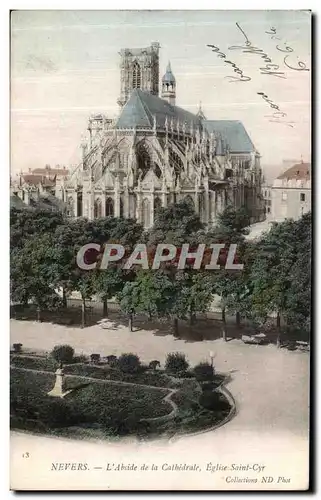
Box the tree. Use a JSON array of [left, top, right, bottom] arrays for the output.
[[144, 200, 204, 247], [94, 267, 123, 318], [205, 206, 252, 338], [10, 208, 64, 250], [143, 201, 207, 334], [10, 232, 62, 320], [118, 271, 174, 330], [248, 212, 311, 346], [51, 218, 100, 327], [173, 271, 213, 326]]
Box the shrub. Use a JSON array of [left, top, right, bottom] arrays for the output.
[[149, 360, 161, 370], [117, 353, 141, 374], [13, 343, 23, 353], [201, 382, 215, 392], [10, 355, 57, 372], [106, 355, 118, 367], [193, 362, 214, 382], [51, 345, 74, 365], [165, 352, 189, 374], [73, 354, 88, 363], [90, 353, 101, 364], [199, 390, 230, 412], [176, 370, 194, 379]]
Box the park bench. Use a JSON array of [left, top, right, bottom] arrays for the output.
[[241, 333, 267, 345]]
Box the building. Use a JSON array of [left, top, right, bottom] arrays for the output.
[[262, 184, 272, 217], [270, 161, 311, 222], [10, 165, 69, 212], [12, 42, 264, 228]]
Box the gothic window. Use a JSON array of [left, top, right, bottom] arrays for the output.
[[169, 149, 183, 175], [67, 196, 74, 217], [77, 191, 83, 216], [136, 143, 151, 178], [154, 164, 162, 178], [154, 197, 162, 214], [183, 195, 194, 209], [94, 198, 102, 218], [142, 198, 151, 228], [120, 198, 124, 217], [105, 197, 114, 216], [133, 61, 141, 89]]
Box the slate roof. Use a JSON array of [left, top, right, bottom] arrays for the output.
[[116, 89, 201, 131], [32, 167, 69, 176], [162, 61, 176, 83], [204, 120, 256, 154], [277, 162, 310, 180]]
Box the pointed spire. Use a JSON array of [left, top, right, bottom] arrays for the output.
[[162, 61, 176, 105], [196, 101, 206, 121], [162, 61, 176, 83]]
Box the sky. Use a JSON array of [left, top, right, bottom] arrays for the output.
[[11, 10, 311, 180]]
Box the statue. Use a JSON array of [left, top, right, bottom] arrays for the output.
[[47, 364, 73, 399]]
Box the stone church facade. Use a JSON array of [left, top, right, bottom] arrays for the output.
[[12, 42, 265, 228]]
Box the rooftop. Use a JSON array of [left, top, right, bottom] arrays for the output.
[[277, 162, 310, 180], [204, 120, 256, 154], [116, 89, 201, 130]]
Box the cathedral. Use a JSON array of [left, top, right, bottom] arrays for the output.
[[11, 42, 265, 228]]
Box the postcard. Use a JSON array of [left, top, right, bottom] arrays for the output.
[[10, 9, 311, 491]]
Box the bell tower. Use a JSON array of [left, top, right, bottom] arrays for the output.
[[161, 61, 176, 106], [117, 42, 160, 107]]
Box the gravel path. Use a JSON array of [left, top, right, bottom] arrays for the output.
[[10, 318, 310, 490], [10, 318, 309, 437]]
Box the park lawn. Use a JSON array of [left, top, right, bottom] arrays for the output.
[[10, 367, 172, 437], [10, 354, 181, 388]]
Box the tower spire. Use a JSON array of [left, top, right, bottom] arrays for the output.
[[196, 101, 206, 121], [161, 60, 176, 106]]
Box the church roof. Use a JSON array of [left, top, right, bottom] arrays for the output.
[[162, 61, 175, 83], [116, 89, 201, 131], [204, 120, 256, 154]]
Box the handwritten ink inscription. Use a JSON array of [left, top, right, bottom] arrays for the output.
[[228, 22, 286, 79], [207, 22, 310, 128], [265, 27, 310, 72], [257, 92, 294, 128], [206, 44, 251, 83]]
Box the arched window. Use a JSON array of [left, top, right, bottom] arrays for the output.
[[154, 197, 162, 214], [119, 198, 124, 218], [184, 195, 194, 209], [77, 191, 83, 216], [67, 196, 74, 217], [105, 197, 114, 216], [136, 142, 151, 178], [94, 198, 102, 218], [142, 198, 151, 228], [133, 61, 141, 89]]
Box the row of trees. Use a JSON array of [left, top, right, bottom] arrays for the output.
[[10, 201, 311, 344]]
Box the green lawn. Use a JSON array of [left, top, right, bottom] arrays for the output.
[[10, 367, 172, 437], [10, 362, 233, 440]]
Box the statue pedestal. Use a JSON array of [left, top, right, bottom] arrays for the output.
[[47, 368, 73, 399]]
